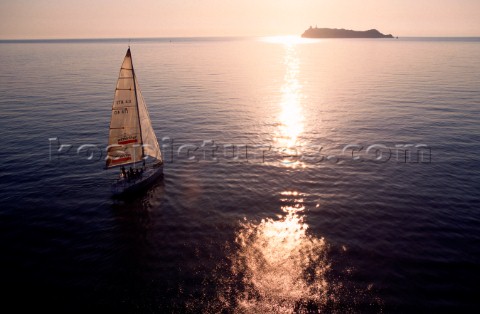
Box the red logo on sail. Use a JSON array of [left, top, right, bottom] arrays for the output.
[[118, 134, 138, 145], [111, 155, 132, 165], [109, 152, 132, 165]]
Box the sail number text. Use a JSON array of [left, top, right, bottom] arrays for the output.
[[114, 99, 132, 115], [116, 99, 132, 105]]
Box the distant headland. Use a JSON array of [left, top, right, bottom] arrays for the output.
[[302, 26, 394, 38]]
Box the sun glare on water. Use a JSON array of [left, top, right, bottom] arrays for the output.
[[272, 36, 307, 168], [262, 35, 317, 45], [228, 192, 330, 313]]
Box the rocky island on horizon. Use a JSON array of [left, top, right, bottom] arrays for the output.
[[302, 26, 394, 38]]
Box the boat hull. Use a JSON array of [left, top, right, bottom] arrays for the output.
[[111, 162, 163, 196]]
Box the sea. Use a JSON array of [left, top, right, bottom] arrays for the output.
[[0, 36, 479, 313]]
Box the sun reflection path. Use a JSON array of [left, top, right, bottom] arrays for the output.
[[229, 191, 330, 313], [262, 35, 317, 46], [274, 41, 306, 168]]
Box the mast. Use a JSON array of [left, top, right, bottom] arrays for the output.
[[130, 48, 146, 159]]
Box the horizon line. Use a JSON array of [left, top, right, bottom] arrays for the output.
[[1, 35, 480, 42]]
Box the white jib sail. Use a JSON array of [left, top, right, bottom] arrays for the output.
[[136, 78, 162, 162]]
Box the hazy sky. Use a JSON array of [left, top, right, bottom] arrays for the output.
[[1, 0, 479, 39]]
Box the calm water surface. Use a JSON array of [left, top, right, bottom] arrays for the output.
[[0, 37, 479, 313]]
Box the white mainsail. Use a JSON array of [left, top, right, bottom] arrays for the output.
[[106, 48, 162, 168]]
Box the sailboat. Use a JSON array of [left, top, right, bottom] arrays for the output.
[[106, 48, 163, 195]]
